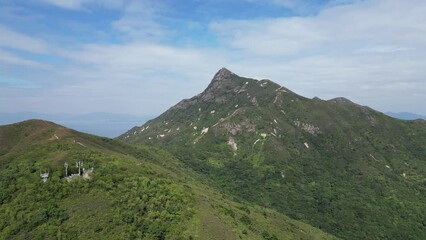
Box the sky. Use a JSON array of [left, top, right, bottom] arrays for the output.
[[1, 0, 426, 117]]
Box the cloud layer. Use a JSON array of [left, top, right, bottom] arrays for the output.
[[1, 0, 425, 116]]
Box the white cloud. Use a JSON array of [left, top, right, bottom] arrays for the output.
[[244, 0, 319, 13], [227, 49, 426, 115], [62, 42, 222, 75], [52, 41, 229, 114], [356, 46, 412, 54], [208, 0, 426, 114], [2, 0, 426, 116], [0, 49, 49, 68], [40, 0, 87, 9], [211, 17, 326, 56], [243, 0, 359, 14], [212, 0, 426, 56], [39, 0, 126, 10], [0, 25, 49, 53], [112, 1, 168, 40]]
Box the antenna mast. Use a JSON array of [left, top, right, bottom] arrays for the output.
[[64, 162, 68, 177]]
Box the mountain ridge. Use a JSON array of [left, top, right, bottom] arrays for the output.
[[0, 112, 152, 138], [120, 68, 426, 240], [0, 119, 337, 239]]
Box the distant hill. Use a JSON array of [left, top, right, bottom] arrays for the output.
[[121, 68, 426, 240], [385, 111, 426, 120], [0, 119, 335, 239], [0, 112, 151, 138]]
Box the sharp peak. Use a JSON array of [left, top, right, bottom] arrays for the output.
[[217, 67, 233, 74], [203, 67, 238, 90], [212, 67, 235, 80]]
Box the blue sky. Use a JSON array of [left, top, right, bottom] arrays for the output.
[[1, 0, 426, 117]]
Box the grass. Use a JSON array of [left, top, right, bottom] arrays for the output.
[[0, 120, 336, 239]]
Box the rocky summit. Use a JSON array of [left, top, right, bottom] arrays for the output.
[[121, 68, 426, 240]]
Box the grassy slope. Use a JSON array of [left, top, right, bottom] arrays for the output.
[[0, 120, 335, 239], [120, 70, 426, 239]]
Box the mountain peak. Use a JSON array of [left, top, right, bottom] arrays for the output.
[[213, 67, 234, 80], [328, 97, 353, 104], [209, 67, 235, 86], [120, 69, 426, 240], [199, 68, 238, 102]]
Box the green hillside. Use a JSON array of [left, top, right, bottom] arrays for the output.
[[0, 120, 335, 239], [120, 68, 426, 239]]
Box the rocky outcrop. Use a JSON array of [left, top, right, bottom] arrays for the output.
[[200, 68, 236, 102]]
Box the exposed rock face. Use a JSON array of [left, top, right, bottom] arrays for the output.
[[200, 68, 235, 102], [172, 97, 198, 110], [221, 121, 256, 136], [228, 136, 238, 152], [206, 68, 234, 91], [250, 96, 259, 106], [171, 68, 235, 109], [294, 120, 321, 135]]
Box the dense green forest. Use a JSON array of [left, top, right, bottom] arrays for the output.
[[0, 120, 336, 239], [0, 121, 193, 239]]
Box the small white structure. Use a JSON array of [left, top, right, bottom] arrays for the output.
[[83, 167, 94, 180], [64, 162, 69, 176], [40, 170, 49, 183], [76, 161, 83, 175], [64, 161, 95, 182]]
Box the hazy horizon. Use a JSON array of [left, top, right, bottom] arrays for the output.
[[0, 111, 152, 137], [1, 0, 426, 116], [1, 108, 424, 138]]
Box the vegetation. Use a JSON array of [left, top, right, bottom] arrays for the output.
[[0, 120, 335, 239], [3, 70, 424, 239], [121, 69, 426, 239], [0, 121, 194, 239]]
